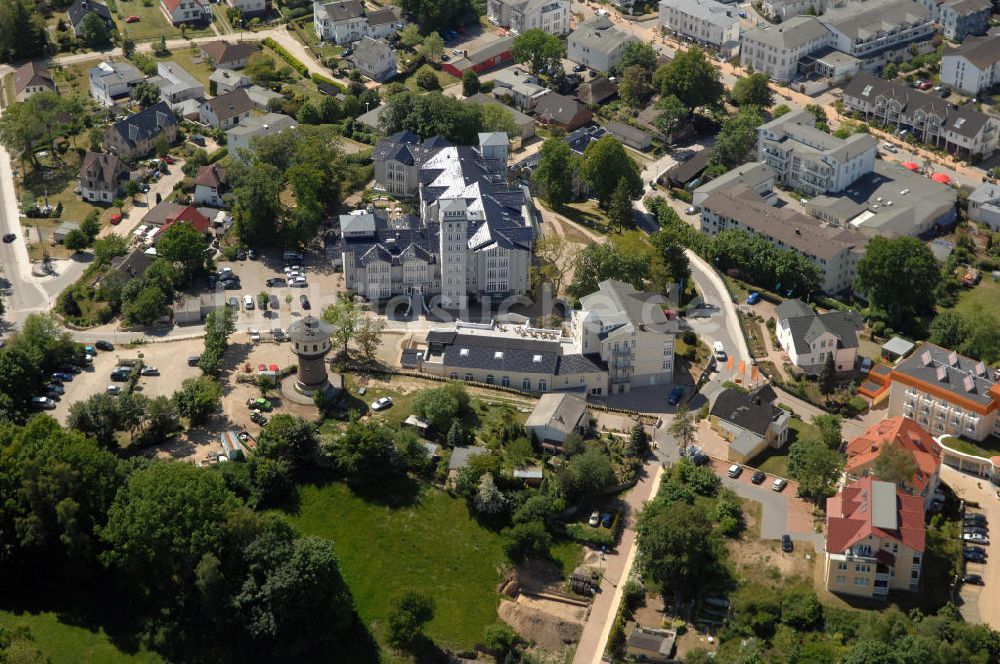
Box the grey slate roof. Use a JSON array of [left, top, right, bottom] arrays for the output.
[[526, 392, 588, 434], [448, 445, 489, 471], [821, 0, 932, 42], [893, 342, 999, 406], [710, 385, 781, 438], [107, 101, 178, 151], [570, 17, 638, 56], [843, 72, 991, 140], [945, 35, 1000, 69], [203, 88, 254, 122], [534, 92, 588, 125], [776, 299, 863, 354], [513, 125, 606, 171], [352, 36, 393, 67], [316, 0, 365, 21], [68, 0, 113, 28], [743, 15, 828, 49]]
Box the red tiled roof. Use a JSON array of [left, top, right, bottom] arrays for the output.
[[845, 417, 941, 494], [155, 205, 211, 238], [826, 477, 926, 554]]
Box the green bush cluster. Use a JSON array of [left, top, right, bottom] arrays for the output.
[[263, 37, 309, 77]]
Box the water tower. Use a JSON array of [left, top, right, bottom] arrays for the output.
[[287, 315, 334, 395]]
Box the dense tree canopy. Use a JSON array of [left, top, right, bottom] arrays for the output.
[[581, 135, 642, 208], [532, 137, 578, 208], [705, 229, 822, 296], [379, 91, 486, 144], [653, 48, 724, 110], [566, 241, 651, 300], [929, 305, 1000, 364], [0, 0, 48, 63], [710, 105, 764, 170], [510, 29, 565, 75], [855, 236, 940, 326], [731, 72, 773, 107], [786, 437, 843, 503]]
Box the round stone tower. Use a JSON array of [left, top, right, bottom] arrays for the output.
[[287, 315, 334, 395]]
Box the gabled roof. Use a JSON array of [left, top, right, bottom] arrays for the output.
[[845, 417, 941, 495], [162, 0, 207, 13], [109, 247, 154, 280], [202, 88, 254, 122], [826, 477, 926, 554], [367, 7, 397, 24], [576, 77, 618, 105], [316, 0, 365, 21], [944, 35, 1000, 70], [12, 62, 55, 96], [80, 151, 127, 187], [710, 385, 782, 438], [569, 16, 638, 56], [526, 392, 588, 434], [193, 164, 225, 189], [448, 445, 488, 471], [155, 205, 212, 238], [534, 92, 587, 124], [107, 101, 178, 150], [200, 40, 259, 67], [351, 36, 393, 65], [776, 299, 863, 354], [892, 342, 1000, 409], [68, 0, 112, 26], [742, 15, 828, 49]]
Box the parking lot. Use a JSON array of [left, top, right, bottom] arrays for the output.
[[945, 465, 1000, 629]]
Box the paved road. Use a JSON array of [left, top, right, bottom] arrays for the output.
[[572, 460, 664, 664]]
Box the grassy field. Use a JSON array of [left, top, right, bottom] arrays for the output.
[[949, 277, 1000, 317], [402, 65, 460, 93], [0, 611, 160, 664], [747, 416, 819, 477], [52, 60, 103, 98], [155, 45, 215, 89], [114, 1, 214, 41], [941, 435, 1000, 459], [283, 482, 507, 651]]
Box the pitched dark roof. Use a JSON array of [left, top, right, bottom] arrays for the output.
[[945, 35, 1000, 69], [202, 88, 254, 122], [68, 0, 112, 27], [316, 0, 365, 21], [80, 151, 127, 187], [367, 7, 397, 24], [109, 247, 154, 280], [108, 101, 178, 151], [776, 299, 863, 354], [664, 148, 713, 185], [200, 40, 259, 67], [576, 77, 618, 105], [535, 93, 588, 125], [893, 342, 1000, 407], [710, 385, 782, 437], [443, 333, 561, 374], [193, 164, 225, 189]]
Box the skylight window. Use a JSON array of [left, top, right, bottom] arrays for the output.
[[532, 354, 543, 363], [861, 85, 873, 97], [494, 351, 504, 360], [459, 348, 469, 356], [954, 118, 966, 129]]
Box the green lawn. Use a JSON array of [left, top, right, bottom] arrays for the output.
[[155, 45, 215, 89], [0, 611, 160, 664], [950, 277, 1000, 318], [52, 60, 103, 98], [402, 65, 460, 93], [941, 435, 1000, 459], [114, 1, 214, 41], [283, 482, 507, 651], [747, 416, 818, 477]]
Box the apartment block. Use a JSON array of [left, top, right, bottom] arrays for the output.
[[887, 343, 1000, 442], [567, 17, 639, 72], [487, 0, 571, 36], [825, 477, 925, 599], [940, 37, 1000, 95], [658, 0, 740, 56], [740, 16, 831, 82], [920, 0, 990, 41], [757, 109, 877, 197], [845, 417, 942, 510]]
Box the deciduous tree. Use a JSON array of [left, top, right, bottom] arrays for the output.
[[872, 441, 919, 487], [532, 137, 577, 208], [653, 48, 724, 110], [855, 236, 940, 326], [511, 28, 565, 75], [581, 135, 642, 208], [787, 437, 843, 503], [386, 591, 435, 651], [652, 94, 689, 143], [731, 72, 773, 107]]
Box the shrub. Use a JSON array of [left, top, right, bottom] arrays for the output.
[[263, 37, 309, 77]]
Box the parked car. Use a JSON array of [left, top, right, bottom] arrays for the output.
[[882, 142, 897, 153], [588, 511, 600, 527], [265, 277, 286, 287], [2, 233, 15, 243], [223, 279, 241, 290], [125, 15, 140, 22], [738, 9, 746, 17], [860, 357, 873, 375], [601, 513, 614, 528], [140, 366, 159, 376], [227, 297, 239, 309], [95, 340, 114, 351], [781, 534, 793, 552], [573, 63, 586, 72], [772, 478, 788, 492], [964, 574, 985, 585], [727, 464, 743, 478], [163, 155, 175, 165], [250, 411, 267, 425], [243, 295, 254, 310], [751, 470, 766, 485], [269, 294, 280, 309], [965, 549, 987, 563], [967, 545, 988, 557], [668, 385, 685, 405], [45, 383, 64, 395], [290, 278, 307, 288], [247, 397, 272, 412], [190, 134, 205, 146], [52, 372, 73, 383], [965, 526, 989, 537], [371, 396, 393, 411], [965, 513, 988, 524], [746, 292, 761, 305], [110, 369, 129, 382], [188, 355, 201, 366], [106, 385, 121, 395], [692, 452, 710, 466], [685, 206, 697, 215], [964, 533, 990, 544], [272, 328, 285, 341], [918, 81, 933, 90], [300, 294, 311, 310], [30, 396, 56, 410]]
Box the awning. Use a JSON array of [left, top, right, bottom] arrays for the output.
[[931, 173, 951, 184], [901, 161, 919, 171]]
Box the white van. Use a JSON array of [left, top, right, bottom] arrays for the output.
[[713, 341, 727, 362], [243, 295, 254, 310]]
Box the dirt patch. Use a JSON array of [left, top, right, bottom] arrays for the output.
[[727, 531, 816, 587], [514, 559, 565, 594], [498, 599, 584, 651]]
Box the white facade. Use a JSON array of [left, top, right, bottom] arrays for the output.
[[967, 182, 1000, 231], [567, 17, 639, 72], [487, 0, 571, 36], [940, 39, 1000, 95], [572, 280, 678, 393], [89, 61, 143, 107], [658, 0, 740, 52], [161, 0, 211, 25], [740, 16, 831, 82], [757, 109, 877, 197], [226, 0, 267, 14]]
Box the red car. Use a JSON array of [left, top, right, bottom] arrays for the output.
[[163, 155, 175, 164], [125, 15, 140, 22], [918, 81, 933, 90], [258, 364, 267, 373]]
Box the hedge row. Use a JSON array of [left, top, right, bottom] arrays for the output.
[[310, 72, 345, 92], [263, 37, 309, 78]]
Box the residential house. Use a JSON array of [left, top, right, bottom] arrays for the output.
[[356, 104, 384, 133], [89, 60, 144, 106], [104, 101, 179, 162], [152, 205, 213, 244], [567, 17, 639, 72], [344, 133, 539, 307], [365, 8, 399, 40], [161, 0, 211, 25], [967, 181, 1000, 231], [210, 68, 251, 95], [775, 298, 864, 374], [626, 627, 676, 663], [226, 112, 297, 155], [921, 0, 989, 41], [51, 221, 81, 244], [658, 0, 740, 58], [313, 0, 367, 43], [662, 147, 713, 188], [534, 93, 592, 131], [692, 161, 775, 206], [842, 72, 1000, 159], [698, 184, 867, 293], [198, 88, 254, 129], [757, 108, 877, 197], [526, 392, 592, 452], [79, 151, 129, 203], [108, 247, 154, 282], [441, 37, 515, 77], [67, 0, 114, 36], [491, 68, 550, 111], [193, 164, 226, 207], [603, 121, 652, 151], [940, 36, 1000, 95], [709, 384, 791, 463], [845, 417, 942, 509], [415, 322, 609, 396], [349, 36, 397, 81], [825, 477, 925, 599], [200, 40, 259, 70], [226, 0, 268, 17], [739, 16, 831, 82], [571, 279, 679, 393], [464, 93, 536, 139], [821, 0, 936, 70], [12, 62, 55, 102], [243, 84, 282, 110], [487, 0, 571, 36], [576, 77, 618, 106], [887, 343, 1000, 442], [148, 61, 205, 105]]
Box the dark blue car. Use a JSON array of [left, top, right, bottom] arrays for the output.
[[746, 292, 761, 305], [668, 385, 685, 405], [601, 513, 614, 528]]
